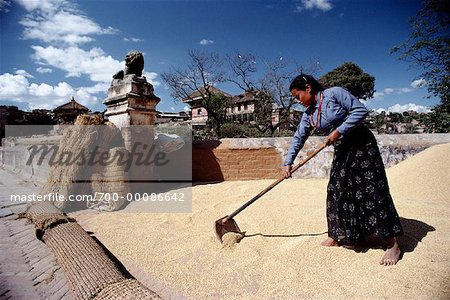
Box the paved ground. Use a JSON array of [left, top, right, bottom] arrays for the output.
[[0, 167, 74, 300]]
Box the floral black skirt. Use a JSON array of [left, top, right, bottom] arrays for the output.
[[326, 125, 403, 244]]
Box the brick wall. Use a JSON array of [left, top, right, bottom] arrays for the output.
[[192, 134, 450, 182], [193, 140, 282, 182]]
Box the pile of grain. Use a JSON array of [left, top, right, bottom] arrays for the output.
[[387, 142, 450, 202], [83, 143, 450, 299], [221, 232, 245, 249]]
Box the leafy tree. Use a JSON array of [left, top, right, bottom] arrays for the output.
[[391, 0, 449, 108], [204, 93, 230, 136], [319, 62, 375, 100], [391, 0, 450, 132], [424, 106, 450, 133]]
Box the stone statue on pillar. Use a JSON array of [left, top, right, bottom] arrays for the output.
[[105, 50, 160, 128], [103, 50, 161, 192]]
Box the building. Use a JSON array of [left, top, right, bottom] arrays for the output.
[[53, 97, 90, 124], [182, 86, 232, 127], [155, 111, 191, 124], [183, 87, 302, 131], [0, 106, 55, 144], [271, 107, 303, 130], [227, 91, 257, 124]]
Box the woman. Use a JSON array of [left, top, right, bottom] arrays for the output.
[[282, 74, 403, 266]]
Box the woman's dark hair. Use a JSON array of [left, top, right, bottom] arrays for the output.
[[289, 74, 324, 94]]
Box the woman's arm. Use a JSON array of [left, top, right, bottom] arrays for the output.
[[282, 112, 311, 172], [332, 87, 369, 136]]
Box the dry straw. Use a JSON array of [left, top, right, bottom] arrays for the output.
[[89, 147, 130, 212], [41, 115, 123, 210], [24, 201, 161, 299]]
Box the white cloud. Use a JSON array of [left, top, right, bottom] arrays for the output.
[[124, 37, 143, 42], [296, 0, 333, 12], [378, 79, 426, 99], [411, 78, 427, 88], [17, 0, 117, 46], [387, 103, 431, 114], [15, 69, 34, 78], [143, 71, 161, 87], [378, 86, 416, 97], [383, 88, 395, 94], [31, 45, 123, 82], [29, 82, 54, 97], [15, 0, 70, 14], [399, 87, 413, 93], [0, 73, 29, 97], [54, 82, 75, 97], [7, 0, 160, 111], [200, 39, 214, 46], [373, 92, 384, 99], [78, 82, 109, 95], [0, 72, 100, 109], [36, 67, 53, 74], [184, 105, 190, 112]]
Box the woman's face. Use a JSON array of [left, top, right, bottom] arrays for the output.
[[291, 85, 314, 107]]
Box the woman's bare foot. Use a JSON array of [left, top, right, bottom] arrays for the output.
[[379, 237, 401, 266], [321, 237, 339, 247]]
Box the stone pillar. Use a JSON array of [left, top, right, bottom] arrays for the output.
[[103, 74, 161, 191], [103, 75, 160, 128]]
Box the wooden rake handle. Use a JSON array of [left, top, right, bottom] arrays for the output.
[[224, 143, 327, 222]]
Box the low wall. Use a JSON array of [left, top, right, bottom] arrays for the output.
[[2, 134, 450, 183], [0, 136, 58, 183], [193, 134, 450, 181], [192, 140, 282, 181]]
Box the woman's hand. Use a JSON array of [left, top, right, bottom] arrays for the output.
[[282, 165, 292, 178], [325, 130, 341, 146]]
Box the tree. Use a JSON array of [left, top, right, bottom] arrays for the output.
[[319, 62, 375, 100], [161, 50, 228, 136], [424, 106, 450, 133], [390, 0, 450, 132], [205, 93, 229, 136], [226, 52, 320, 135], [225, 52, 276, 134], [391, 0, 449, 109]]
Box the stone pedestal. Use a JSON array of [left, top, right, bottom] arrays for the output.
[[103, 75, 161, 191], [103, 75, 160, 129]]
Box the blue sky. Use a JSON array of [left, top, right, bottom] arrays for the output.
[[0, 0, 439, 114]]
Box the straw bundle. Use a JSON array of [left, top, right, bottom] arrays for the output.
[[43, 221, 126, 299], [74, 114, 104, 125], [23, 201, 161, 299], [89, 147, 130, 212], [94, 279, 161, 300], [40, 115, 123, 211]]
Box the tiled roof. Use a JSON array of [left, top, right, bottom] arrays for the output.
[[53, 97, 90, 112], [182, 86, 232, 102], [231, 91, 259, 104]]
